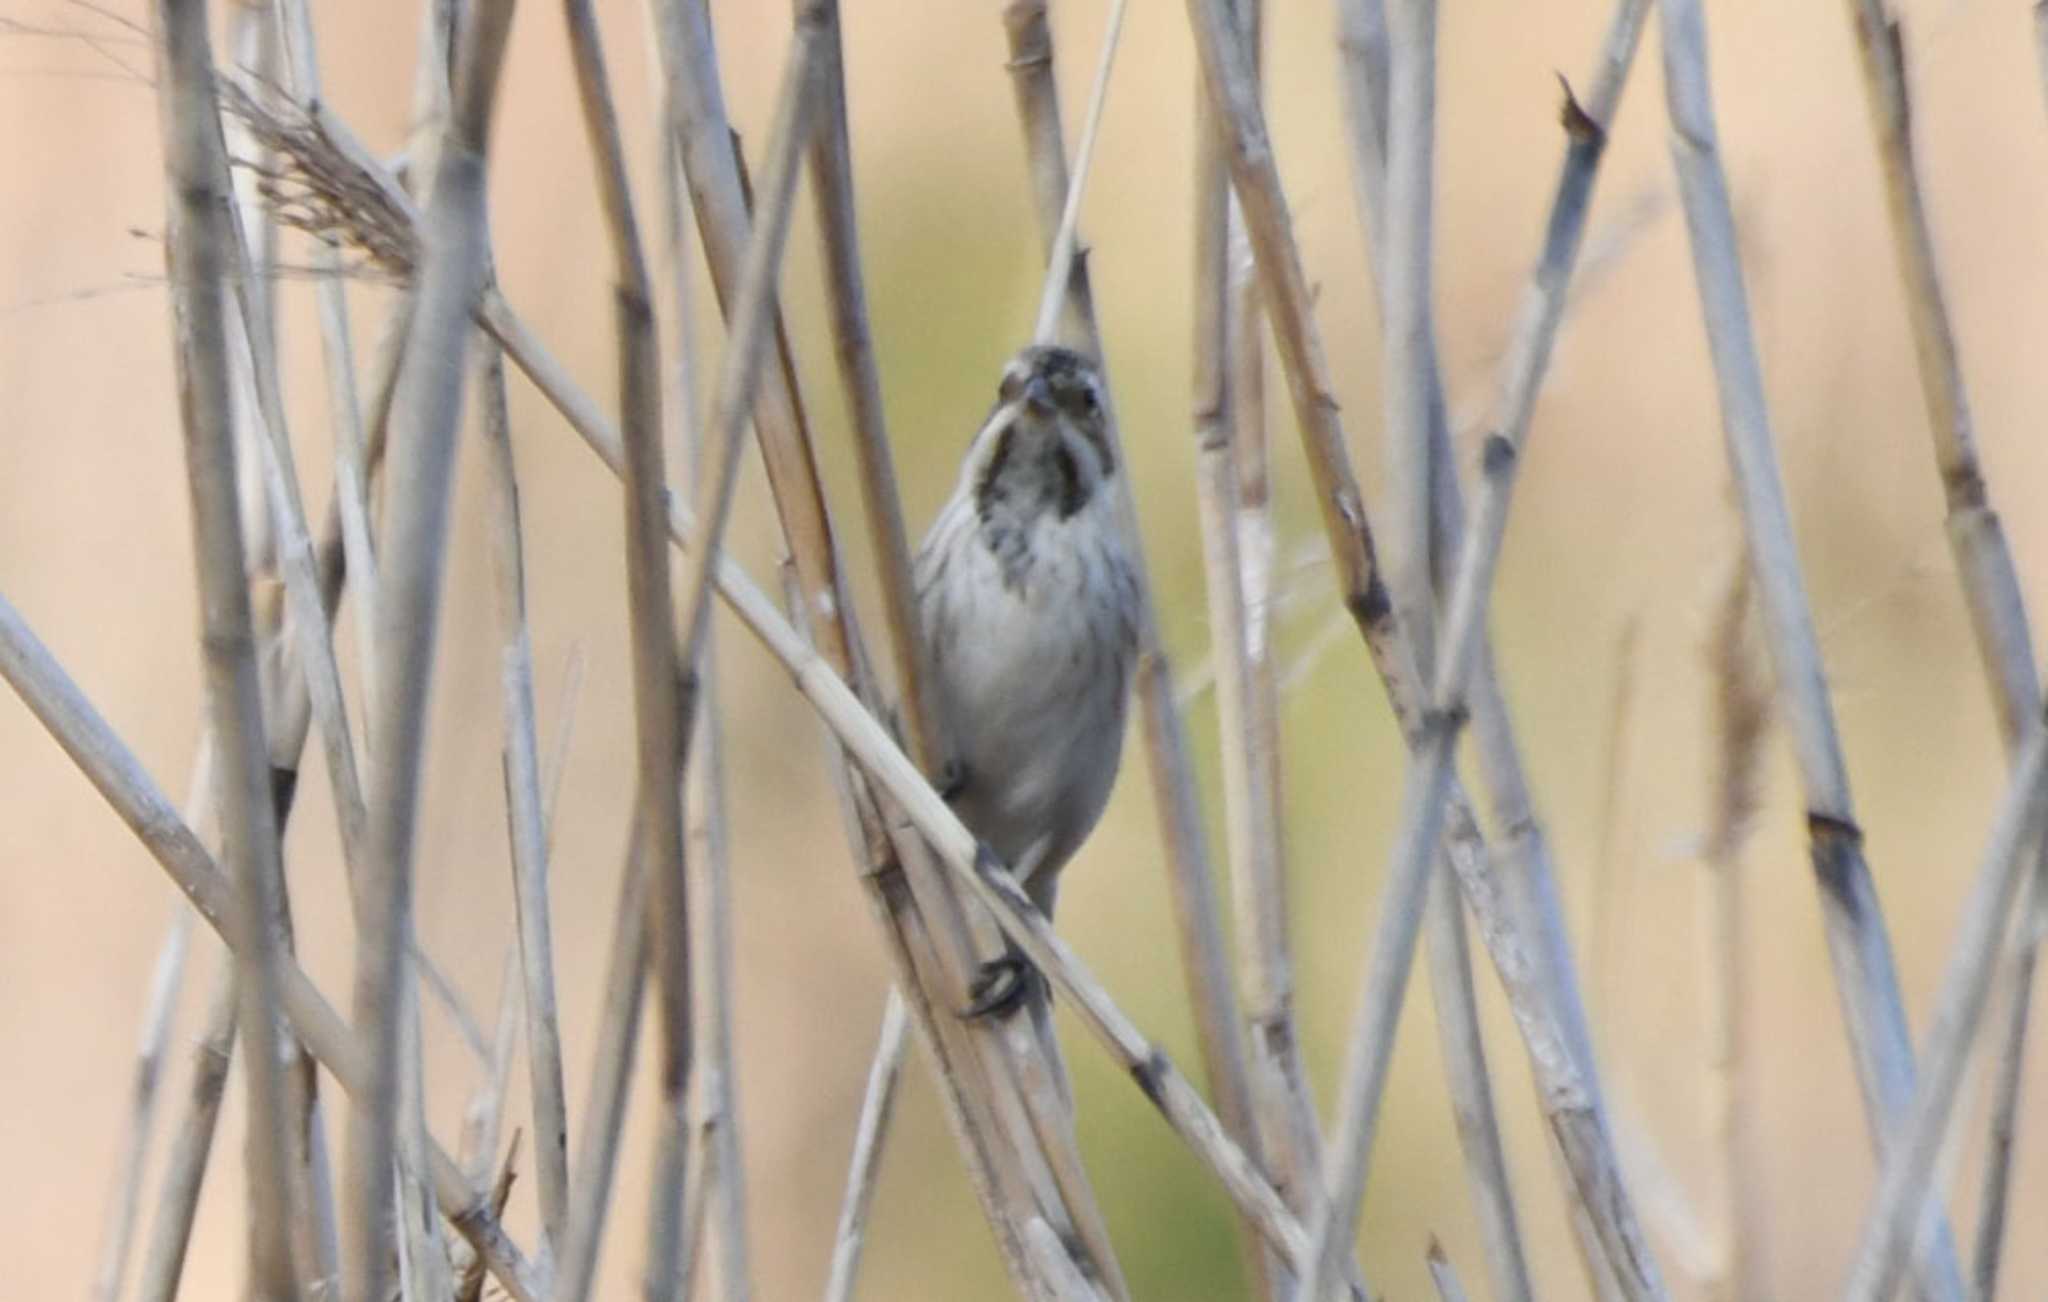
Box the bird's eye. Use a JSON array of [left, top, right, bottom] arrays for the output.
[[1075, 386, 1101, 415]]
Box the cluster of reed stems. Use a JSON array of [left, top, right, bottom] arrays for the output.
[[4, 0, 2045, 1298]]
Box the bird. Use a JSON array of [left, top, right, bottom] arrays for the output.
[[914, 343, 1140, 1018]]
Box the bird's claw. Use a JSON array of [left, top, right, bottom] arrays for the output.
[[961, 952, 1039, 1021]]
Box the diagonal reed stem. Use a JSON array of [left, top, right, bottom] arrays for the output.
[[1656, 0, 1966, 1295]]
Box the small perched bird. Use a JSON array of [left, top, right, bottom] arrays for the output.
[[915, 344, 1139, 1015]]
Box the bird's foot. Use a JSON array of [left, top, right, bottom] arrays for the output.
[[961, 951, 1040, 1021]]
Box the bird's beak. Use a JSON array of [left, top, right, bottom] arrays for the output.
[[1023, 374, 1055, 415]]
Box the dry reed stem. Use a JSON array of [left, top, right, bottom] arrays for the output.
[[134, 957, 239, 1302], [685, 672, 748, 1302], [555, 837, 651, 1302], [399, 979, 460, 1302], [1656, 0, 1967, 1295], [224, 1, 280, 583], [1360, 3, 1532, 1298], [347, 5, 514, 1299], [152, 0, 301, 1291], [1022, 1218, 1113, 1302], [801, 0, 940, 776], [227, 139, 371, 897], [1192, 7, 1329, 1275], [824, 996, 909, 1302], [269, 0, 382, 747], [454, 1132, 522, 1302], [0, 592, 546, 1302], [800, 1, 969, 1282], [669, 42, 817, 675], [223, 134, 399, 1284], [93, 739, 212, 1302], [651, 0, 863, 737], [639, 28, 813, 1297], [553, 1, 704, 1292], [1425, 1239, 1473, 1302], [1836, 7, 2048, 1293], [1974, 945, 2037, 1299], [476, 341, 572, 1253], [652, 48, 754, 1302], [1841, 717, 2048, 1300], [1000, 5, 1273, 1292], [1028, 0, 1127, 350], [1422, 877, 1531, 1302], [94, 903, 196, 1302], [457, 948, 523, 1187]]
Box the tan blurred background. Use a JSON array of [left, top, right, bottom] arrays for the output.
[[7, 0, 2048, 1297]]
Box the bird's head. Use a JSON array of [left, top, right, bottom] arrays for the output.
[[967, 345, 1116, 524]]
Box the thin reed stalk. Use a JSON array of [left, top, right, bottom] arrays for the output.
[[1027, 0, 1127, 350], [1841, 719, 2048, 1300], [477, 341, 572, 1253], [222, 123, 387, 1288], [1836, 7, 2048, 1294], [347, 5, 515, 1300], [152, 0, 300, 1291], [93, 740, 213, 1302], [457, 948, 523, 1186], [554, 838, 651, 1302], [1422, 878, 1530, 1302], [1000, 5, 1272, 1292], [685, 664, 749, 1302], [94, 904, 195, 1302], [270, 0, 382, 741], [455, 1134, 522, 1302], [1192, 0, 1328, 1256], [554, 1, 702, 1292], [1426, 1240, 1473, 1302], [653, 42, 753, 1302], [824, 997, 909, 1302], [1363, 3, 1532, 1297], [1023, 1218, 1112, 1302], [667, 40, 817, 673], [134, 958, 239, 1302], [800, 1, 972, 1282], [1657, 0, 1966, 1295]]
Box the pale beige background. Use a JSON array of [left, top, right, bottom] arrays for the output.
[[5, 0, 2048, 1297]]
